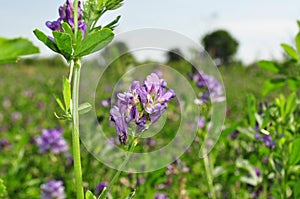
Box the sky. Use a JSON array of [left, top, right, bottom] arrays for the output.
[[1, 0, 300, 64]]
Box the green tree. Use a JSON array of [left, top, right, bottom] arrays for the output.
[[166, 48, 183, 62], [202, 30, 238, 65]]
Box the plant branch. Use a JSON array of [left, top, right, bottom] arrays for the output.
[[72, 59, 84, 199]]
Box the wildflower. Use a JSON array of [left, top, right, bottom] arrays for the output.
[[46, 0, 86, 37], [229, 130, 239, 139], [262, 135, 275, 149], [95, 182, 108, 196], [155, 193, 169, 199], [110, 73, 176, 144], [197, 116, 206, 129], [189, 70, 225, 103], [41, 180, 66, 199], [254, 132, 275, 149], [0, 138, 10, 149], [262, 156, 268, 164], [35, 128, 69, 154], [135, 177, 146, 187], [101, 98, 111, 108], [254, 168, 261, 177]]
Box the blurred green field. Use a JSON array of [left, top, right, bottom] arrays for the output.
[[0, 55, 298, 198]]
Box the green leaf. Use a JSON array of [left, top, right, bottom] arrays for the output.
[[0, 178, 7, 197], [289, 138, 300, 165], [106, 0, 124, 10], [79, 102, 92, 115], [0, 37, 39, 64], [124, 190, 136, 199], [236, 158, 262, 186], [98, 187, 107, 199], [296, 32, 300, 54], [104, 15, 121, 30], [281, 43, 299, 61], [287, 77, 300, 91], [257, 60, 279, 73], [53, 94, 65, 111], [33, 29, 60, 53], [297, 20, 300, 29], [54, 112, 72, 120], [262, 79, 286, 96], [74, 28, 114, 57], [294, 180, 300, 199], [62, 22, 74, 37], [86, 190, 97, 199], [63, 77, 71, 111], [285, 92, 297, 118], [53, 31, 73, 60], [246, 94, 256, 127]]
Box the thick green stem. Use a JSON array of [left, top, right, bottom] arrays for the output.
[[72, 59, 84, 199], [203, 149, 216, 199]]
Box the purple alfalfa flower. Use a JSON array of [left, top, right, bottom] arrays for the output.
[[101, 98, 111, 108], [155, 193, 169, 199], [262, 135, 275, 149], [46, 0, 86, 37], [135, 177, 146, 187], [0, 138, 10, 149], [35, 128, 69, 154], [46, 21, 62, 31], [254, 168, 261, 177], [229, 130, 239, 139], [262, 156, 268, 164], [110, 106, 128, 144], [254, 132, 262, 141], [197, 116, 206, 129], [110, 72, 176, 144], [254, 132, 275, 149], [95, 182, 108, 197], [189, 70, 225, 104], [41, 180, 66, 199]]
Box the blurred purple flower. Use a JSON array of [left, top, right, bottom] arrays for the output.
[[136, 177, 146, 187], [46, 0, 86, 37], [110, 73, 175, 144], [262, 135, 275, 149], [189, 70, 225, 103], [146, 138, 157, 147], [254, 132, 262, 141], [0, 138, 10, 149], [95, 182, 108, 197], [229, 130, 239, 139], [11, 112, 22, 122], [262, 156, 268, 164], [155, 193, 169, 199], [254, 168, 261, 177], [41, 180, 66, 199], [197, 116, 206, 129], [2, 97, 11, 108], [35, 128, 69, 154], [101, 98, 111, 108], [254, 132, 275, 149]]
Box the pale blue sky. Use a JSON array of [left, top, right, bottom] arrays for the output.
[[1, 0, 300, 63]]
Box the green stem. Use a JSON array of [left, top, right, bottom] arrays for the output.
[[72, 59, 84, 199], [68, 60, 74, 83], [99, 138, 138, 199], [203, 149, 216, 199]]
